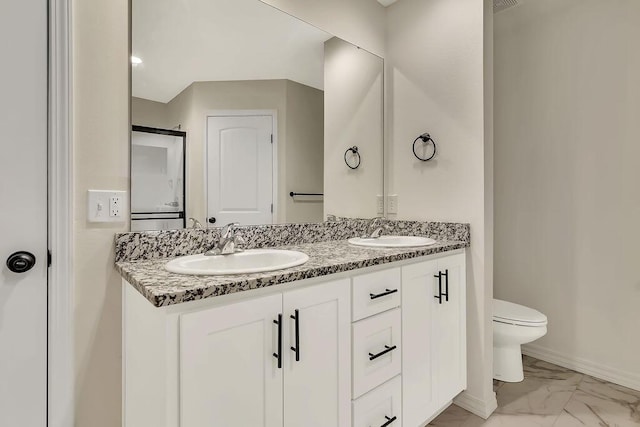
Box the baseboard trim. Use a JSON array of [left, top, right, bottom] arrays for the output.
[[522, 343, 640, 392], [453, 390, 497, 420]]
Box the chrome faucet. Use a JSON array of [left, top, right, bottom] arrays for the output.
[[188, 217, 203, 229], [204, 222, 246, 256], [362, 217, 389, 239]]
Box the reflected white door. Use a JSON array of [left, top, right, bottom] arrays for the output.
[[0, 0, 48, 425], [207, 114, 274, 226]]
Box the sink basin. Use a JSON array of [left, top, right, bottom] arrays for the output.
[[348, 236, 437, 248], [165, 249, 309, 276]]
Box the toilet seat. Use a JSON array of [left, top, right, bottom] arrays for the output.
[[493, 299, 547, 327]]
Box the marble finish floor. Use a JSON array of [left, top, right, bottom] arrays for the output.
[[430, 356, 640, 427]]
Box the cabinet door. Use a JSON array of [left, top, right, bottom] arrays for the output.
[[433, 253, 467, 407], [402, 259, 440, 427], [180, 294, 283, 427], [283, 279, 351, 427]]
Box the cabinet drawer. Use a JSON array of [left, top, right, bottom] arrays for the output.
[[352, 309, 401, 398], [352, 268, 401, 321], [353, 376, 402, 427]]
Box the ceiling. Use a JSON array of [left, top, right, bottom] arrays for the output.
[[132, 0, 331, 103], [377, 0, 398, 6]]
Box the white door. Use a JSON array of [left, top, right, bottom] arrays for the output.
[[207, 114, 274, 226], [180, 294, 284, 427], [402, 259, 440, 427], [0, 1, 48, 426], [283, 279, 351, 427]]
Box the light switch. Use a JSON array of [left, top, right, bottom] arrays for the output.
[[88, 190, 127, 223]]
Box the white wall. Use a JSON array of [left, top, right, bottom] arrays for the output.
[[72, 0, 128, 425], [386, 0, 496, 417], [261, 0, 385, 57], [494, 0, 640, 390], [324, 37, 384, 219]]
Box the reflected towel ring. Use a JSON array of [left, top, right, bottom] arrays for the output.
[[344, 146, 361, 169], [413, 133, 437, 161]]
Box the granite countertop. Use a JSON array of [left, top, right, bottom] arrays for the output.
[[116, 238, 468, 307]]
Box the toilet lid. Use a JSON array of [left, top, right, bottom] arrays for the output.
[[493, 299, 547, 326]]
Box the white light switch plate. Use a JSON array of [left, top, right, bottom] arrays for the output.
[[388, 194, 398, 214], [88, 190, 127, 223]]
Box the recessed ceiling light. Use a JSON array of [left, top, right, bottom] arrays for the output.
[[131, 56, 143, 66]]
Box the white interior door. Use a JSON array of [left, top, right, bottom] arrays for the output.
[[207, 114, 274, 226], [0, 0, 48, 425]]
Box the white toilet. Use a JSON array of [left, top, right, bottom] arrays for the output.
[[493, 299, 548, 382]]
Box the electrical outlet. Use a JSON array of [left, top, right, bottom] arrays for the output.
[[110, 196, 122, 217], [388, 194, 398, 214], [88, 190, 127, 223], [376, 195, 384, 215]]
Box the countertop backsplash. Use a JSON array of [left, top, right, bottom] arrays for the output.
[[114, 218, 470, 263]]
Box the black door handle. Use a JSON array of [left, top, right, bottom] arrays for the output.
[[6, 251, 36, 273], [369, 345, 397, 361], [208, 217, 216, 224], [434, 272, 443, 304], [370, 288, 398, 300], [380, 415, 398, 427], [273, 314, 282, 369], [290, 309, 300, 362], [443, 269, 449, 302]]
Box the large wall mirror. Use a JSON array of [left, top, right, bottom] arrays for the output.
[[131, 0, 384, 231]]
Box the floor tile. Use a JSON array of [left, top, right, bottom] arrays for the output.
[[430, 404, 473, 427], [428, 358, 640, 427], [461, 413, 558, 427], [554, 376, 640, 426], [496, 378, 577, 416]]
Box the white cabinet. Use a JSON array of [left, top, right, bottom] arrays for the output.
[[352, 376, 402, 427], [352, 309, 401, 398], [180, 294, 283, 427], [402, 252, 466, 427], [179, 279, 350, 427], [123, 250, 466, 427], [283, 280, 351, 427]]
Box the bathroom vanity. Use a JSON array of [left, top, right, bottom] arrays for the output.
[[116, 220, 469, 427]]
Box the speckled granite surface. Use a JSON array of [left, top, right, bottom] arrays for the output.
[[115, 219, 470, 262], [116, 238, 468, 307]]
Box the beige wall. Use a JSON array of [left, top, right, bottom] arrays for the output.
[[260, 0, 385, 57], [386, 0, 496, 415], [72, 0, 128, 425], [494, 0, 640, 388], [324, 37, 384, 219], [131, 97, 170, 129], [285, 81, 325, 223]]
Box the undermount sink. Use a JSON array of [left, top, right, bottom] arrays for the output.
[[164, 249, 309, 276], [348, 235, 437, 248]]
